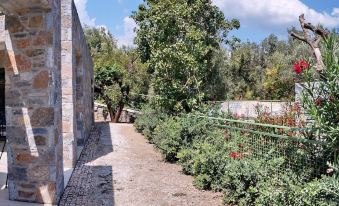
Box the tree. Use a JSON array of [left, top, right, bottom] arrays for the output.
[[85, 27, 149, 122], [132, 0, 240, 113], [94, 64, 129, 123], [290, 14, 329, 71]]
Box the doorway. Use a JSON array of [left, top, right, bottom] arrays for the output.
[[0, 68, 6, 191]]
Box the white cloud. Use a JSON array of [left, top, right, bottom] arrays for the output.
[[74, 0, 96, 27], [213, 0, 339, 33], [332, 8, 339, 16], [117, 16, 137, 48]]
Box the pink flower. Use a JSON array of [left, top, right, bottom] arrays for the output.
[[329, 96, 334, 102]]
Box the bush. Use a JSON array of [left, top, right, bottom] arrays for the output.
[[134, 104, 168, 141], [153, 113, 216, 162], [178, 131, 230, 191], [134, 105, 338, 205], [255, 174, 339, 206]]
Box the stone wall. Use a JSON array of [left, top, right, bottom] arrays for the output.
[[61, 0, 94, 167], [72, 1, 94, 156], [0, 0, 64, 203], [220, 101, 290, 118], [0, 0, 94, 204]]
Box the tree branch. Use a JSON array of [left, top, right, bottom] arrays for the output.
[[290, 14, 327, 71]]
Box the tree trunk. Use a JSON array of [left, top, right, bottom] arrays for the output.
[[112, 102, 124, 123], [106, 103, 115, 123], [313, 47, 325, 71]]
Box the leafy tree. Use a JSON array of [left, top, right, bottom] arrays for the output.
[[133, 0, 240, 113], [84, 27, 149, 122], [94, 64, 129, 123]]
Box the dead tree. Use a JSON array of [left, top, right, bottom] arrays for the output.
[[290, 14, 329, 71]]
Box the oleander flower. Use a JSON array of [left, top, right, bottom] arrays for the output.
[[230, 152, 238, 159]]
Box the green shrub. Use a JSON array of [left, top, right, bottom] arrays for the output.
[[153, 113, 216, 162], [177, 131, 229, 191], [153, 117, 182, 161], [134, 104, 168, 141], [254, 174, 339, 206], [254, 170, 305, 206], [221, 158, 284, 206], [298, 175, 339, 206]]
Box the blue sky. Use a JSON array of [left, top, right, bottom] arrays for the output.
[[75, 0, 339, 46]]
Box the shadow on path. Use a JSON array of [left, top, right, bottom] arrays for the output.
[[59, 123, 114, 206]]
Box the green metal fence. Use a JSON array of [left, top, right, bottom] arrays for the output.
[[197, 115, 330, 178]]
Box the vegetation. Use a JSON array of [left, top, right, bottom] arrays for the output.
[[84, 1, 338, 204], [296, 33, 339, 174], [132, 10, 338, 205], [134, 106, 338, 205], [132, 0, 240, 113], [85, 27, 149, 122], [208, 33, 312, 100]]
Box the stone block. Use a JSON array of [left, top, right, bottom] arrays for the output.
[[16, 153, 38, 165], [18, 191, 35, 199], [15, 39, 31, 49], [28, 166, 49, 181], [25, 49, 45, 57], [8, 166, 27, 181], [34, 135, 47, 146], [33, 31, 53, 46], [31, 107, 54, 127], [32, 70, 49, 89], [28, 15, 43, 28]]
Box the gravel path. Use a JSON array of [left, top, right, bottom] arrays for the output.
[[59, 123, 222, 206]]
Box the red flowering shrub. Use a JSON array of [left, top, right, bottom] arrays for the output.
[[315, 97, 323, 106], [254, 102, 305, 128], [230, 152, 239, 159], [293, 59, 310, 74], [293, 34, 338, 175]]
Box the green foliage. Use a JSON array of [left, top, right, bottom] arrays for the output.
[[133, 0, 240, 113], [221, 158, 284, 206], [94, 64, 128, 109], [208, 33, 312, 101], [153, 112, 216, 162], [178, 131, 228, 191], [134, 104, 168, 140], [85, 27, 150, 120], [255, 174, 339, 206], [297, 33, 339, 166]]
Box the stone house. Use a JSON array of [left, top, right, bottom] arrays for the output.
[[0, 0, 94, 204]]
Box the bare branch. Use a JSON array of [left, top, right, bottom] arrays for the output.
[[290, 13, 327, 71], [290, 31, 313, 47]]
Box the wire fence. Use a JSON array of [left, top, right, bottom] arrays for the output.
[[197, 115, 330, 178]]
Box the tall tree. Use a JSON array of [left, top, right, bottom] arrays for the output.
[[133, 0, 239, 113]]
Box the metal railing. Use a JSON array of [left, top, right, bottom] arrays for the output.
[[197, 115, 330, 178]]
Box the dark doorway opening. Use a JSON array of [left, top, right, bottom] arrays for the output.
[[0, 68, 5, 141]]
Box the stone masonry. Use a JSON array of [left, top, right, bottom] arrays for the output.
[[0, 0, 94, 204]]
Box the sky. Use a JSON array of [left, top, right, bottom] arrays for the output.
[[74, 0, 339, 47]]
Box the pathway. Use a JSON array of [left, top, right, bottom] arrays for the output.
[[59, 123, 222, 206]]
